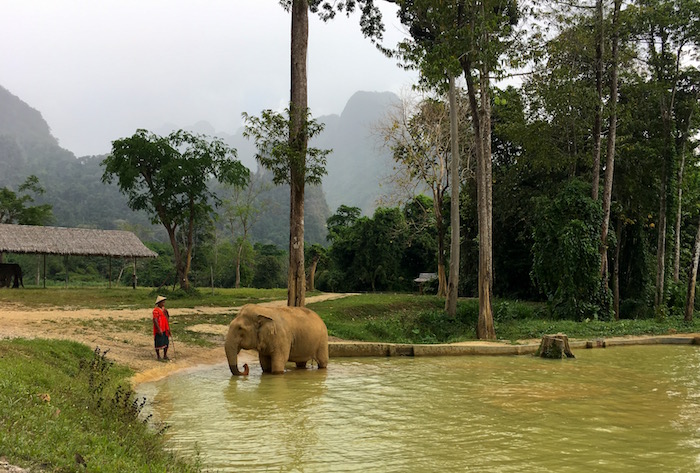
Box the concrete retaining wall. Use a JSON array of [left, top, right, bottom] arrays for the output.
[[328, 336, 699, 358]]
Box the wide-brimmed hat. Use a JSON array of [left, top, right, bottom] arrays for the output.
[[155, 295, 167, 305]]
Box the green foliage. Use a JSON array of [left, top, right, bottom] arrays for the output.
[[251, 243, 288, 289], [103, 129, 249, 289], [394, 0, 520, 89], [0, 175, 53, 225], [0, 339, 199, 472], [531, 179, 611, 321], [104, 130, 248, 221], [242, 108, 330, 186], [322, 206, 419, 292]]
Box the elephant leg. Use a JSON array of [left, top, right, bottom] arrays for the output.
[[295, 361, 307, 369], [317, 345, 329, 369], [259, 355, 272, 373], [270, 352, 288, 374]]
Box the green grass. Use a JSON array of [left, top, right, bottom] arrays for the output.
[[2, 288, 698, 344], [0, 339, 200, 472], [0, 286, 290, 310], [309, 293, 700, 344]]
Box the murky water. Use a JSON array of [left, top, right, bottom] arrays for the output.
[[137, 346, 700, 472]]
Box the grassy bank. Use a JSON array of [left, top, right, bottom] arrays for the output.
[[0, 339, 200, 472], [0, 286, 290, 310], [1, 288, 698, 344], [308, 294, 700, 343]]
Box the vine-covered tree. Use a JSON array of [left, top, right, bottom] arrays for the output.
[[102, 129, 248, 291]]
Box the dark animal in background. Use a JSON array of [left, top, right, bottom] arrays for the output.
[[0, 263, 23, 288]]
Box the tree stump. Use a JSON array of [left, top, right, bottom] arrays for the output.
[[536, 333, 575, 359]]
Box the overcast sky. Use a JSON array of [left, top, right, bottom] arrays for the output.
[[1, 0, 417, 157]]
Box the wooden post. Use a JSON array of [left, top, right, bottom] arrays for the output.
[[131, 257, 137, 289], [108, 256, 112, 289], [536, 333, 575, 359]]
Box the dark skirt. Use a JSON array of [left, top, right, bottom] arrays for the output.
[[154, 333, 169, 349]]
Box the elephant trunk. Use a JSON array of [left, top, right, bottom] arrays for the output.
[[225, 343, 250, 376]]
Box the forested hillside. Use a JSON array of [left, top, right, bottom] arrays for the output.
[[0, 86, 398, 246], [0, 86, 154, 232]]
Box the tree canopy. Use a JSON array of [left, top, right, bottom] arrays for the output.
[[102, 129, 248, 290]]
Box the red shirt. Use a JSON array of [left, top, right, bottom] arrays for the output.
[[153, 306, 170, 336]]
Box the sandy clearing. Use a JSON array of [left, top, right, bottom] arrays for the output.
[[0, 292, 358, 385]]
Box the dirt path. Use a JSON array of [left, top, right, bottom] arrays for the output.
[[0, 292, 358, 385]]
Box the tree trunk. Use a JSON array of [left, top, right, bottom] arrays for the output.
[[166, 226, 189, 291], [673, 154, 685, 283], [445, 74, 460, 317], [537, 333, 575, 359], [673, 104, 695, 281], [462, 56, 495, 340], [655, 176, 668, 313], [591, 0, 604, 201], [599, 0, 620, 288], [613, 218, 622, 320], [435, 195, 447, 297], [235, 241, 244, 288], [684, 214, 700, 322], [182, 209, 196, 291], [288, 0, 308, 307], [307, 255, 320, 292]]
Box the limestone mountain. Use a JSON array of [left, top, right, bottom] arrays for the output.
[[211, 90, 400, 216], [315, 90, 399, 215]]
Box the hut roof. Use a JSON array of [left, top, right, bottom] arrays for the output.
[[0, 224, 157, 258]]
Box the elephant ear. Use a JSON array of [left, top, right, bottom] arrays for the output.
[[257, 314, 276, 336]]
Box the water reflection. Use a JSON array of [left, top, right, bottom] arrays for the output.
[[138, 346, 700, 472]]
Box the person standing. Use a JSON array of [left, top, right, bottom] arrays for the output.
[[153, 295, 171, 361]]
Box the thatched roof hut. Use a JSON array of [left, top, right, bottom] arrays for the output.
[[0, 224, 157, 258]]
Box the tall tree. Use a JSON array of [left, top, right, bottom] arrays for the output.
[[277, 0, 386, 306], [103, 129, 248, 291], [592, 0, 605, 201], [221, 170, 271, 288], [395, 0, 519, 338], [379, 92, 469, 298], [598, 0, 622, 296], [288, 0, 310, 307], [630, 0, 700, 313], [445, 74, 461, 316]]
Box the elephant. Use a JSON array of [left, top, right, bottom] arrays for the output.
[[225, 304, 329, 375], [0, 263, 23, 288]]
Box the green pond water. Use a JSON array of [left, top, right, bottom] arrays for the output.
[[137, 345, 700, 472]]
